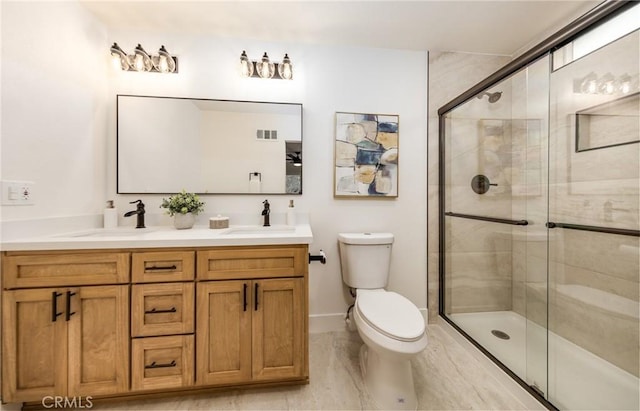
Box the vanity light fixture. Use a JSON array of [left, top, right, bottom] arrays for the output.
[[239, 51, 293, 80], [574, 71, 635, 95], [110, 43, 178, 73]]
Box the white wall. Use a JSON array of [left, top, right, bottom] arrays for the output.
[[107, 33, 428, 320], [1, 1, 108, 219], [1, 3, 428, 322]]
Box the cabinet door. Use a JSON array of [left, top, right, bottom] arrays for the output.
[[252, 278, 306, 381], [67, 285, 129, 397], [2, 288, 68, 403], [196, 281, 251, 385]]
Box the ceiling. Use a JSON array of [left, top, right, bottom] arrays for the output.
[[81, 0, 601, 55]]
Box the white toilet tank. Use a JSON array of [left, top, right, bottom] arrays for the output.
[[338, 233, 394, 289]]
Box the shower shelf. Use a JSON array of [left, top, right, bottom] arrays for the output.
[[444, 212, 529, 226], [546, 222, 640, 237]]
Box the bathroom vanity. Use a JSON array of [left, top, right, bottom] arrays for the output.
[[1, 225, 312, 405]]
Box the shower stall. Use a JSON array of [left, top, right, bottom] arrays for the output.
[[438, 3, 639, 410]]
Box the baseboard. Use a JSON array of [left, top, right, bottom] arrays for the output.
[[309, 313, 348, 333]]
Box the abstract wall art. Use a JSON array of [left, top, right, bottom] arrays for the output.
[[334, 112, 399, 198]]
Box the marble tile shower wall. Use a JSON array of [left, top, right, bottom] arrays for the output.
[[428, 51, 519, 322], [444, 116, 515, 313], [445, 218, 513, 313]]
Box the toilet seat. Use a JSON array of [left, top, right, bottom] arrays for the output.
[[356, 289, 425, 342]]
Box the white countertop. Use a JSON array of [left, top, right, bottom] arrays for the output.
[[1, 224, 313, 251]]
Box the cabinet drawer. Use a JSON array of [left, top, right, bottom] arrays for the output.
[[132, 283, 194, 337], [131, 335, 194, 391], [132, 251, 195, 283], [2, 251, 130, 289], [197, 245, 308, 280]]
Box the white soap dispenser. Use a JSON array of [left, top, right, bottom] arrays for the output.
[[286, 199, 296, 226], [104, 200, 118, 229]]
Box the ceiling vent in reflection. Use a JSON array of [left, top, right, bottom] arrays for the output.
[[257, 129, 278, 140]]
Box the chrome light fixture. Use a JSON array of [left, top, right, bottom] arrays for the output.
[[110, 43, 178, 73], [239, 51, 293, 80]]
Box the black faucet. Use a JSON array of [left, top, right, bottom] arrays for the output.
[[261, 199, 270, 227], [124, 199, 146, 228]]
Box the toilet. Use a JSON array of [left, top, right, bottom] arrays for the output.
[[338, 233, 427, 410]]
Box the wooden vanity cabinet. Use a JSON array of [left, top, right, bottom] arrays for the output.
[[196, 245, 308, 386], [1, 244, 308, 405]]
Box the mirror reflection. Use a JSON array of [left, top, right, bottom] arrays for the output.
[[117, 95, 303, 194]]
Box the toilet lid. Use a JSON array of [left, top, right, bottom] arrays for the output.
[[356, 290, 425, 342]]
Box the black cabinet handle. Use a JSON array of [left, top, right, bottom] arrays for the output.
[[145, 265, 177, 272], [144, 360, 176, 369], [254, 283, 259, 311], [65, 291, 76, 321], [243, 283, 248, 312], [51, 291, 63, 322], [144, 307, 177, 314]]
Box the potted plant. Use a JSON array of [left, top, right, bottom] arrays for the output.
[[160, 190, 205, 229]]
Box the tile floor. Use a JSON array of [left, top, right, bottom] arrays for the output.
[[90, 323, 533, 410]]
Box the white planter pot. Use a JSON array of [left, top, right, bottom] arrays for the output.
[[174, 212, 195, 229]]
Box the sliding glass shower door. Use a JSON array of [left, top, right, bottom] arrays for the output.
[[442, 55, 550, 395], [441, 10, 640, 409], [547, 28, 639, 411]]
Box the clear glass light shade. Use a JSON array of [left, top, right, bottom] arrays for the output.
[[153, 46, 176, 73], [278, 53, 293, 80], [110, 43, 130, 71], [598, 73, 615, 94], [619, 74, 632, 94], [580, 72, 598, 94], [239, 50, 254, 78], [257, 52, 275, 79], [133, 44, 152, 72]]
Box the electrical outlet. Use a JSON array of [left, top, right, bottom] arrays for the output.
[[1, 180, 34, 206]]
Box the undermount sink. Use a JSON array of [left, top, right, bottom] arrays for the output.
[[223, 225, 296, 235], [58, 228, 154, 238]]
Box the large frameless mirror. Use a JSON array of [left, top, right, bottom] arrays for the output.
[[117, 95, 303, 194]]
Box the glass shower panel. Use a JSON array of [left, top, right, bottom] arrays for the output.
[[548, 29, 639, 410], [443, 56, 550, 393]]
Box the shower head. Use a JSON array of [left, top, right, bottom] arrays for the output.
[[477, 91, 502, 103]]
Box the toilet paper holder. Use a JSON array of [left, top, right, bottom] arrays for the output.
[[309, 250, 327, 264]]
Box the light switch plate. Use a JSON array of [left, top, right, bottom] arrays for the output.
[[1, 180, 35, 205]]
